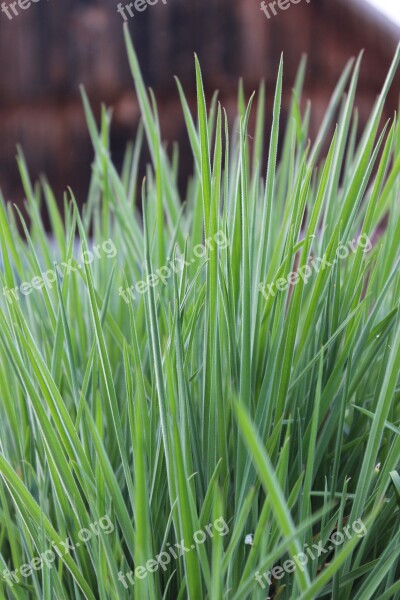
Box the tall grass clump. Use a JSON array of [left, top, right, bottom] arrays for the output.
[[0, 26, 399, 600]]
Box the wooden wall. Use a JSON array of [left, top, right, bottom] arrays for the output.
[[0, 0, 398, 207]]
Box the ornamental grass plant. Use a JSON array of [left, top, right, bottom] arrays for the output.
[[0, 26, 399, 600]]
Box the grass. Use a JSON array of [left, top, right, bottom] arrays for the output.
[[0, 25, 399, 599]]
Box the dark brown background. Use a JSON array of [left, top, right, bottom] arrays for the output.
[[0, 0, 399, 209]]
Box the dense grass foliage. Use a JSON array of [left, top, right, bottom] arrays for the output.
[[0, 26, 399, 599]]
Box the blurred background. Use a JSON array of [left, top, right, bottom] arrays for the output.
[[0, 0, 399, 212]]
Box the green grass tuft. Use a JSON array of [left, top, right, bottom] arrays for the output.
[[0, 28, 399, 600]]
